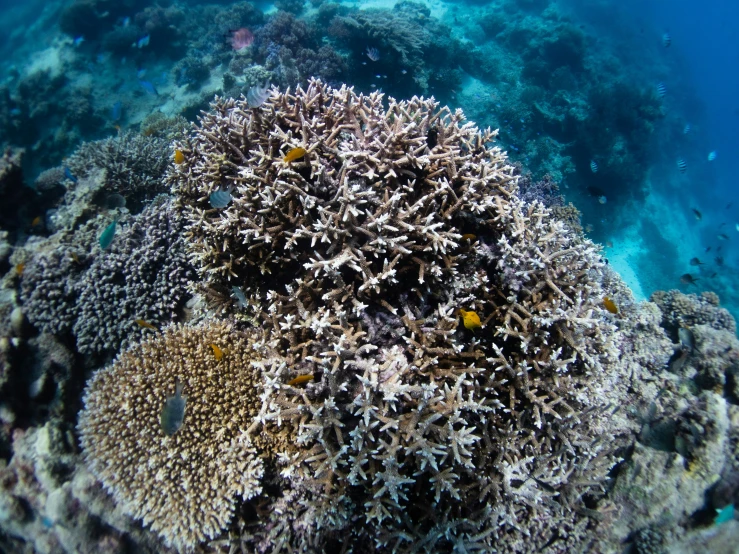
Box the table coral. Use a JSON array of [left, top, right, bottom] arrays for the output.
[[78, 322, 268, 550]]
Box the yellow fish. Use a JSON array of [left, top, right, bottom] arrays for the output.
[[457, 308, 482, 330], [31, 216, 43, 227], [15, 263, 24, 275], [603, 297, 618, 314], [135, 319, 158, 330], [461, 233, 477, 243], [283, 147, 306, 163], [210, 343, 224, 361], [287, 374, 314, 386], [69, 252, 81, 264], [174, 149, 185, 164]]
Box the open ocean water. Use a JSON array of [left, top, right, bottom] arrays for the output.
[[0, 0, 737, 552]]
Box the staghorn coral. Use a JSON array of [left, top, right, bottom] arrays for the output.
[[171, 79, 630, 551], [78, 322, 268, 550], [65, 131, 171, 200]]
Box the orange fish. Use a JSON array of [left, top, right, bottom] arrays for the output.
[[31, 216, 42, 227], [287, 374, 314, 386], [174, 149, 185, 164], [603, 297, 618, 314], [135, 319, 158, 330], [283, 147, 306, 163], [457, 308, 482, 330], [15, 263, 24, 275], [461, 233, 477, 243], [210, 343, 224, 361]]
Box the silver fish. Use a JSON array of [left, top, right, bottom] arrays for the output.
[[161, 382, 187, 436]]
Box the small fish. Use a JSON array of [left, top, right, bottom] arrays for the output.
[[590, 160, 598, 173], [718, 233, 729, 240], [210, 343, 224, 361], [598, 195, 607, 204], [677, 158, 687, 173], [112, 101, 122, 121], [139, 80, 158, 96], [134, 34, 150, 48], [31, 215, 42, 227], [15, 263, 24, 275], [689, 257, 704, 266], [366, 46, 380, 61], [461, 233, 477, 242], [680, 273, 699, 286], [603, 297, 618, 314], [714, 504, 735, 526], [656, 82, 667, 98], [73, 35, 85, 46], [715, 255, 724, 266], [122, 16, 130, 27], [69, 252, 81, 264], [692, 208, 702, 221], [605, 240, 613, 248], [708, 150, 717, 161], [232, 286, 248, 307], [135, 319, 157, 330], [283, 147, 307, 163], [710, 272, 717, 278], [209, 189, 232, 209], [457, 308, 482, 330], [160, 382, 187, 436], [401, 69, 407, 75], [585, 224, 594, 233], [683, 123, 691, 134], [662, 32, 671, 47], [174, 149, 185, 164], [287, 374, 314, 386], [705, 246, 712, 252], [64, 166, 78, 184], [99, 218, 118, 250], [726, 202, 733, 209], [136, 67, 147, 79], [736, 223, 739, 232]]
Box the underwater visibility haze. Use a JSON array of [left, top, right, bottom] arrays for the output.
[[0, 0, 738, 552]]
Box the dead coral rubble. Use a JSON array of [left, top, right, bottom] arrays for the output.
[[170, 79, 630, 551], [78, 322, 268, 551]]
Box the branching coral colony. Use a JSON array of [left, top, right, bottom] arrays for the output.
[[168, 78, 628, 551]]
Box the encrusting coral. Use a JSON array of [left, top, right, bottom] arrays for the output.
[[169, 79, 630, 551], [77, 322, 268, 550]]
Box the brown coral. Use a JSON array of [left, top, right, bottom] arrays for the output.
[[170, 79, 630, 551], [78, 322, 267, 550]]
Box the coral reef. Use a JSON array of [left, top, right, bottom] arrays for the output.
[[651, 289, 736, 334], [20, 196, 194, 355], [65, 132, 172, 204], [78, 322, 268, 550], [170, 79, 632, 551]]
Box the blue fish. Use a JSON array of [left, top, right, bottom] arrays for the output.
[[161, 382, 187, 436], [63, 166, 78, 184], [134, 34, 150, 49], [112, 101, 122, 121], [232, 286, 248, 308], [99, 219, 118, 250], [136, 67, 147, 79], [714, 504, 734, 526], [73, 35, 85, 46], [708, 151, 717, 162], [139, 80, 158, 96], [209, 189, 232, 209]]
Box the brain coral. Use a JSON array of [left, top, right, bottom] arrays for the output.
[[169, 79, 628, 552], [78, 322, 266, 550]]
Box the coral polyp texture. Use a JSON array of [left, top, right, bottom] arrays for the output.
[[170, 79, 629, 551], [77, 322, 267, 550]]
